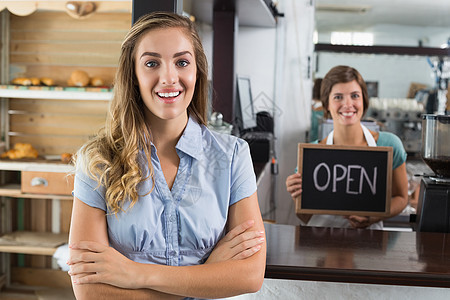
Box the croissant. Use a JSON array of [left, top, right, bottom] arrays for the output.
[[11, 77, 32, 86], [1, 143, 39, 159]]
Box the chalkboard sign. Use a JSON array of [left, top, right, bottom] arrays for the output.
[[296, 144, 393, 217]]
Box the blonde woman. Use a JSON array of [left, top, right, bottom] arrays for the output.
[[68, 12, 265, 299]]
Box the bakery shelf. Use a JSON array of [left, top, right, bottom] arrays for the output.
[[0, 184, 22, 198], [0, 160, 74, 173], [0, 286, 40, 299], [0, 231, 68, 256], [0, 244, 57, 256], [0, 184, 72, 201], [0, 86, 113, 101], [0, 274, 6, 290], [11, 268, 73, 289]]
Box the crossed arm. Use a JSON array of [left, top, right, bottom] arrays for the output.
[[68, 191, 266, 299]]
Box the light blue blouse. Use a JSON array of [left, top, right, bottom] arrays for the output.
[[73, 116, 257, 267]]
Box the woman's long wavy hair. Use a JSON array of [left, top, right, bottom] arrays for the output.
[[76, 12, 209, 214]]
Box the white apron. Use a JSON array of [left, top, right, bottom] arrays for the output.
[[306, 124, 383, 230], [326, 124, 376, 147]]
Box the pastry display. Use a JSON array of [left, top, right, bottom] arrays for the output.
[[67, 70, 90, 87], [30, 77, 41, 86], [11, 77, 55, 86], [11, 77, 32, 86], [1, 143, 39, 159], [10, 73, 106, 88], [40, 77, 55, 86], [90, 77, 104, 87], [61, 153, 73, 164]]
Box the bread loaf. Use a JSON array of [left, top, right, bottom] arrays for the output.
[[90, 77, 104, 87], [68, 70, 90, 87], [61, 153, 73, 163], [40, 77, 55, 86], [1, 143, 39, 159], [11, 78, 32, 86], [30, 77, 41, 86]]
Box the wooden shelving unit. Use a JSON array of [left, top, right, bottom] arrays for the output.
[[0, 243, 58, 256], [0, 231, 68, 256], [1, 269, 74, 299], [0, 274, 6, 290], [0, 87, 113, 101], [0, 184, 72, 201], [0, 160, 74, 293], [0, 6, 125, 299], [0, 160, 73, 173], [0, 161, 72, 257]]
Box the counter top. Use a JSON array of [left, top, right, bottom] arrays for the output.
[[264, 223, 450, 288]]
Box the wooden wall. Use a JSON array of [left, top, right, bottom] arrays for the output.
[[7, 10, 131, 155], [9, 11, 131, 85], [2, 9, 131, 286], [9, 98, 109, 155]]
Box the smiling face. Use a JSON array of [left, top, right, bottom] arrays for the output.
[[134, 27, 197, 125], [327, 80, 364, 127]]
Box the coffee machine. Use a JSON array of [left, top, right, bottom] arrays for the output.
[[415, 115, 450, 232], [366, 98, 423, 154]]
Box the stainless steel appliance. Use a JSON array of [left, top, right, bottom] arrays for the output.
[[421, 114, 450, 178], [366, 98, 423, 154], [416, 115, 450, 232]]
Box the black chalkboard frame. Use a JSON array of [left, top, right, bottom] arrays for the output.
[[295, 143, 393, 217]]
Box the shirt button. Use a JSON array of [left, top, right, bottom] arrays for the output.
[[170, 215, 176, 222]]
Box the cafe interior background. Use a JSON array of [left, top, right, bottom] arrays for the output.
[[0, 0, 449, 298], [249, 0, 449, 226], [0, 0, 449, 230], [210, 0, 450, 226]]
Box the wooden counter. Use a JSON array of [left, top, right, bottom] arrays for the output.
[[264, 223, 450, 288]]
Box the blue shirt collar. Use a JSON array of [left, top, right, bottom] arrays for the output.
[[175, 115, 203, 160]]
